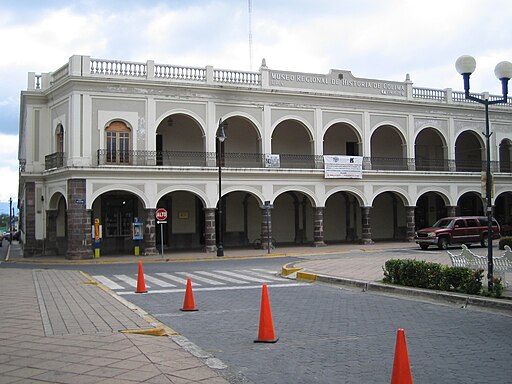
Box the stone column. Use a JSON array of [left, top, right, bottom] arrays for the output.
[[44, 210, 58, 256], [405, 206, 416, 242], [313, 207, 326, 247], [23, 182, 43, 257], [260, 205, 273, 250], [204, 208, 217, 252], [66, 179, 92, 259], [143, 208, 158, 255], [361, 206, 373, 244]]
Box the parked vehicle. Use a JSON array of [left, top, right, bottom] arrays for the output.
[[415, 216, 501, 250]]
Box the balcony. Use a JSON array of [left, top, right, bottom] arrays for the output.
[[45, 152, 65, 170], [90, 150, 508, 173]]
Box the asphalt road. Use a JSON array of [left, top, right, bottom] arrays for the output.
[[109, 257, 512, 384]]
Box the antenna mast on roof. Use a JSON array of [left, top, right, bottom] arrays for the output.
[[248, 0, 253, 71]]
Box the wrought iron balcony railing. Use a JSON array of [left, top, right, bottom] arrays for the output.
[[35, 150, 509, 174], [45, 152, 65, 170]]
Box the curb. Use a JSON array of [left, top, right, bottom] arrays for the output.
[[282, 266, 512, 314]]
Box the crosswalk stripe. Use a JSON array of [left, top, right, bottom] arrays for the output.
[[114, 274, 142, 288], [238, 269, 283, 281], [252, 268, 280, 274], [94, 275, 124, 290], [145, 275, 176, 287], [192, 270, 249, 284], [118, 283, 309, 295], [213, 270, 268, 283], [155, 273, 199, 286], [175, 272, 225, 285]]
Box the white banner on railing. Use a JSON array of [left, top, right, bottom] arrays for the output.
[[265, 154, 280, 168], [324, 155, 363, 178]]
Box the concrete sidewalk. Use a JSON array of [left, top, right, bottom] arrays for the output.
[[0, 243, 231, 383]]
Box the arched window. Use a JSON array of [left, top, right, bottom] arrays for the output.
[[106, 121, 131, 164], [56, 124, 64, 153]]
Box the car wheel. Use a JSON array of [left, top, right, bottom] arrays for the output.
[[438, 237, 449, 250], [419, 243, 429, 250], [481, 236, 489, 248]]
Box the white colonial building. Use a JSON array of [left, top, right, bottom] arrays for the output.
[[18, 55, 512, 259]]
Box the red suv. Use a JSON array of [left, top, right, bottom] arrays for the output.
[[415, 216, 501, 250]]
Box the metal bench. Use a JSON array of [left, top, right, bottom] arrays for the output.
[[447, 244, 487, 269], [448, 245, 512, 286]]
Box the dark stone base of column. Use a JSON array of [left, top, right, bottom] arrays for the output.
[[66, 251, 93, 260], [22, 240, 45, 257], [143, 247, 158, 256], [43, 247, 58, 257], [204, 245, 217, 253], [313, 241, 326, 247], [361, 239, 374, 245]]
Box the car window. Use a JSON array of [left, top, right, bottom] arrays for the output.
[[433, 219, 453, 228], [454, 220, 466, 228], [479, 217, 489, 226], [466, 219, 478, 227]]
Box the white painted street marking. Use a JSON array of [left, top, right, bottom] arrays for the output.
[[155, 272, 198, 286], [144, 275, 176, 287], [118, 283, 309, 295], [192, 270, 249, 284], [114, 274, 144, 288], [214, 270, 268, 283], [175, 271, 226, 285], [92, 275, 124, 290], [238, 269, 283, 281]]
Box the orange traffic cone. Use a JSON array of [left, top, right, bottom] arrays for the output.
[[254, 284, 278, 343], [135, 261, 147, 293], [180, 278, 198, 311], [391, 328, 413, 384]]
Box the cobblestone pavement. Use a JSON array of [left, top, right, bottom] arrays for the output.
[[129, 280, 512, 384]]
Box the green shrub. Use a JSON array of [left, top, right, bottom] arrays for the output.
[[498, 236, 512, 250], [382, 259, 482, 295]]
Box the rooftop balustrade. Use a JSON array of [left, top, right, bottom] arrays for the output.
[[27, 56, 512, 108]]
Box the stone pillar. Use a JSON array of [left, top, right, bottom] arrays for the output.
[[204, 208, 217, 252], [260, 205, 273, 250], [405, 206, 416, 242], [143, 208, 158, 255], [313, 207, 326, 247], [44, 210, 58, 256], [66, 179, 92, 259], [361, 206, 373, 244], [22, 182, 43, 257], [446, 205, 457, 217]]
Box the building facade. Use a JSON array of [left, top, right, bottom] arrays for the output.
[[18, 55, 512, 259]]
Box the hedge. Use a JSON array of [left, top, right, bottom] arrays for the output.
[[382, 259, 483, 295]]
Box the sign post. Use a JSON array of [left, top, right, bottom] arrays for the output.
[[155, 208, 168, 256]]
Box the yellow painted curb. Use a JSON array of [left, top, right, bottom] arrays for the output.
[[120, 327, 174, 336], [281, 262, 303, 276], [296, 271, 317, 282]]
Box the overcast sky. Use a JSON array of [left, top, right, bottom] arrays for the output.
[[1, 0, 511, 202]]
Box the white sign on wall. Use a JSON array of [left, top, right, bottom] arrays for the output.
[[324, 155, 363, 179], [265, 154, 280, 168]]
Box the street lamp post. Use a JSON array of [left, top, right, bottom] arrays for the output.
[[9, 197, 12, 244], [455, 55, 512, 290], [217, 119, 226, 257]]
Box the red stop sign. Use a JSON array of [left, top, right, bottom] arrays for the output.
[[156, 208, 168, 221]]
